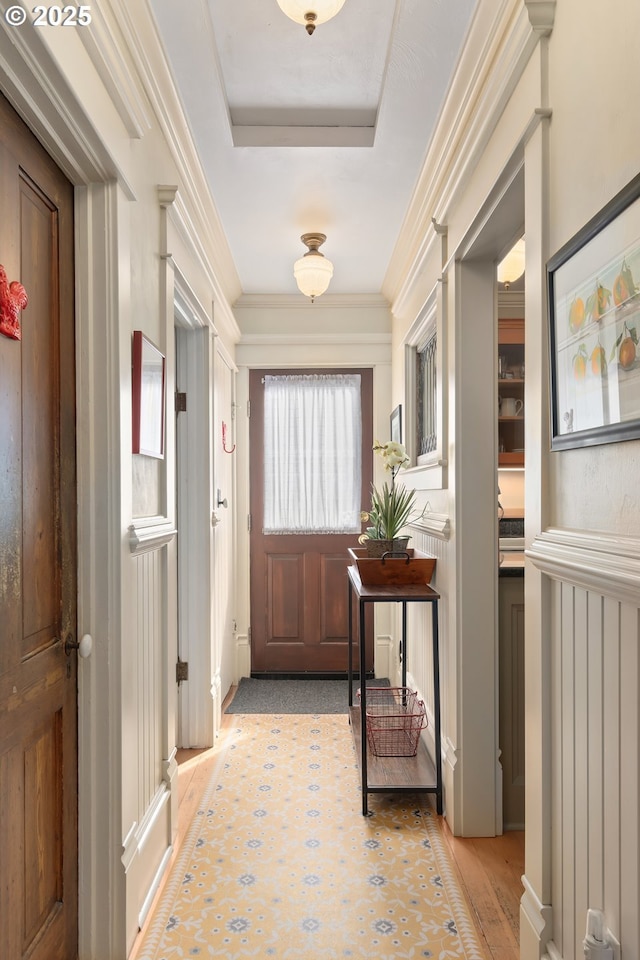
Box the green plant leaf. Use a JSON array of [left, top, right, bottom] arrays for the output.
[[366, 481, 418, 540]]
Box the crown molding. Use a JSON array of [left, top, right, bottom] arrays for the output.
[[231, 124, 376, 149], [384, 0, 556, 313], [238, 332, 391, 348], [498, 289, 525, 316], [161, 188, 241, 345], [234, 293, 390, 311], [524, 0, 556, 34], [527, 527, 640, 606], [77, 1, 152, 139], [117, 0, 241, 308], [0, 0, 241, 320], [0, 14, 126, 188]]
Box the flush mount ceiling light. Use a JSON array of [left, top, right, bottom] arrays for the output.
[[294, 233, 334, 302], [276, 0, 347, 35], [497, 237, 525, 287]]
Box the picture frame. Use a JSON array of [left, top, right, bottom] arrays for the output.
[[132, 330, 166, 458], [390, 404, 403, 444], [548, 172, 640, 450]]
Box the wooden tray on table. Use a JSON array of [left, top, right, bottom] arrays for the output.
[[348, 547, 436, 586]]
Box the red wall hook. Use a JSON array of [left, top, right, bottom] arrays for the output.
[[0, 265, 28, 341], [222, 421, 236, 454]]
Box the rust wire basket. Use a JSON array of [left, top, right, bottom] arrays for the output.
[[358, 687, 427, 757]]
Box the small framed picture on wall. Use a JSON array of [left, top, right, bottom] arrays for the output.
[[132, 331, 166, 458], [390, 404, 402, 444]]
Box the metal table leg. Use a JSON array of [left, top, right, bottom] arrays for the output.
[[347, 580, 353, 707], [359, 596, 369, 816], [432, 599, 443, 814], [401, 602, 407, 689]]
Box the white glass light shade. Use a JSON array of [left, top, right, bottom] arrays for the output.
[[276, 0, 347, 27], [294, 251, 334, 300], [497, 238, 525, 284]]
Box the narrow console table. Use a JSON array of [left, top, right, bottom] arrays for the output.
[[347, 565, 443, 816]]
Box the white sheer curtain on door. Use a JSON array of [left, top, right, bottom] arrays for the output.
[[263, 374, 362, 534]]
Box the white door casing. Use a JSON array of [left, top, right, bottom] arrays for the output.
[[175, 281, 217, 748]]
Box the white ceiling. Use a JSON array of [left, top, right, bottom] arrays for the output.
[[148, 0, 479, 299]]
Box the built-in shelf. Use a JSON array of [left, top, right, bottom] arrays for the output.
[[348, 707, 437, 790], [498, 318, 524, 467]]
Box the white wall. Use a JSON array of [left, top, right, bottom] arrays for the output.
[[0, 4, 241, 956], [383, 4, 640, 960], [528, 2, 640, 958], [546, 0, 640, 534]]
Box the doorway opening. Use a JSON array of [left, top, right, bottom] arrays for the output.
[[456, 160, 526, 837], [497, 268, 526, 831]]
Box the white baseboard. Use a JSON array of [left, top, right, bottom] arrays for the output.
[[520, 874, 553, 960], [235, 634, 250, 681], [137, 842, 173, 928]]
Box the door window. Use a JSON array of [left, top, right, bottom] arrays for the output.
[[263, 373, 362, 534]]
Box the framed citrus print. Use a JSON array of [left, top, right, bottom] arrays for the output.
[[548, 172, 640, 450]]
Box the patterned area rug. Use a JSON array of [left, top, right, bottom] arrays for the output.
[[136, 715, 485, 960]]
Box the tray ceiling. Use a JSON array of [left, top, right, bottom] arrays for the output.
[[148, 0, 478, 298]]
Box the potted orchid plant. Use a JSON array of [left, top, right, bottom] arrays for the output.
[[359, 440, 421, 557]]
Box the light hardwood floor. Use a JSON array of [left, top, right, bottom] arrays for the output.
[[131, 696, 524, 960], [441, 825, 524, 960]]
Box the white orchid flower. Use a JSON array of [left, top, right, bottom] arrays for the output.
[[373, 439, 410, 471]]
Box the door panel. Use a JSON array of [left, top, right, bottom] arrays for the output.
[[0, 93, 77, 960], [21, 176, 60, 654], [24, 714, 63, 943], [268, 552, 304, 641], [320, 554, 352, 640], [250, 368, 373, 675]]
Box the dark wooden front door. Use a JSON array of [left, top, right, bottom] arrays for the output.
[[249, 368, 373, 675], [0, 93, 78, 960]]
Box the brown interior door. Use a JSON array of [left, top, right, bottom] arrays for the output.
[[249, 368, 373, 675], [0, 93, 78, 960]]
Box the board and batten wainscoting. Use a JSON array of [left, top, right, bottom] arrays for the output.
[[126, 519, 179, 937], [402, 517, 452, 806], [526, 528, 640, 960]]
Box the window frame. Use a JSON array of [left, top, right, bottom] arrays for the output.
[[262, 372, 363, 535], [402, 284, 447, 490]]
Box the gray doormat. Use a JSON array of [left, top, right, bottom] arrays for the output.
[[225, 678, 390, 715]]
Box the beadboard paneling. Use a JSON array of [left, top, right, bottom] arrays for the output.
[[135, 548, 164, 817], [530, 528, 640, 958], [405, 530, 449, 759]]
